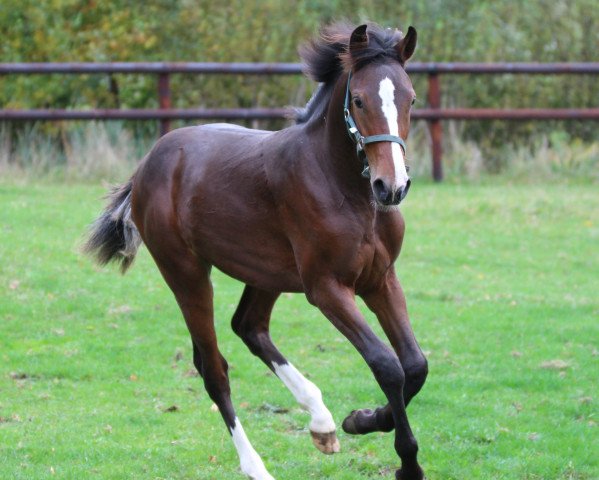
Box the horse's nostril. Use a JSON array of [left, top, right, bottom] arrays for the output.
[[398, 178, 411, 202], [372, 179, 392, 205], [395, 178, 412, 205]]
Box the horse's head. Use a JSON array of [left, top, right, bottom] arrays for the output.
[[343, 24, 417, 208]]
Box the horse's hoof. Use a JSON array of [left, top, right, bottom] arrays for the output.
[[395, 464, 425, 480], [341, 409, 375, 435], [310, 430, 340, 454]]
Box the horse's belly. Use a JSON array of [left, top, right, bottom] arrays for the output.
[[189, 217, 303, 292], [215, 249, 303, 293]]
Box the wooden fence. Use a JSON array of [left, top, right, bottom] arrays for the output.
[[1, 62, 598, 181]]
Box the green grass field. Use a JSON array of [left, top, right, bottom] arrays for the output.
[[1, 181, 597, 479]]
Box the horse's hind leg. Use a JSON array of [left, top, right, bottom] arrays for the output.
[[232, 286, 339, 454], [151, 251, 274, 480]]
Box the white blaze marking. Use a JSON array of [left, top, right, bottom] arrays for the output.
[[378, 77, 409, 190], [272, 362, 336, 434], [230, 418, 275, 480]]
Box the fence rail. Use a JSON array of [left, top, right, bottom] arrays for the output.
[[3, 61, 599, 74], [2, 62, 598, 181]]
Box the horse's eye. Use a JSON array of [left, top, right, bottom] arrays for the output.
[[353, 97, 364, 109], [411, 98, 416, 106]]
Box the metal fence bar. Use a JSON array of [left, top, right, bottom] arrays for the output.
[[2, 62, 599, 74], [3, 107, 597, 121], [409, 62, 599, 74], [157, 73, 171, 136], [0, 62, 304, 75], [413, 108, 599, 120], [427, 73, 443, 181], [0, 108, 292, 120]]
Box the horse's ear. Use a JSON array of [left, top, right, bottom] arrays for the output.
[[349, 24, 369, 56], [396, 26, 417, 63]]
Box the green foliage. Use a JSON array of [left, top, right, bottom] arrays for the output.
[[1, 182, 598, 478], [0, 1, 597, 143]]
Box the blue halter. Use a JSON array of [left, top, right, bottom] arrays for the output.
[[343, 71, 408, 178]]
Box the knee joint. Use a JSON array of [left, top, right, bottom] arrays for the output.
[[368, 350, 405, 389], [395, 433, 419, 459], [405, 354, 428, 388]]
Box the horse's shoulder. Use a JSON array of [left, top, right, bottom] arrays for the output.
[[262, 127, 314, 177]]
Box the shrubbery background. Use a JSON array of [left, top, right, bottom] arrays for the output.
[[1, 0, 597, 176]]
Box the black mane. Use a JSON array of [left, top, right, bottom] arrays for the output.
[[296, 22, 404, 124]]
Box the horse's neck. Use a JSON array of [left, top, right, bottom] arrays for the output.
[[307, 75, 371, 200]]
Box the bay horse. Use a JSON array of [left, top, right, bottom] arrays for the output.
[[84, 22, 428, 480]]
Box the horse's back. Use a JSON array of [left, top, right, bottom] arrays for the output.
[[199, 123, 272, 136], [134, 123, 271, 185]]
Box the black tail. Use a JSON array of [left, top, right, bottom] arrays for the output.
[[82, 179, 142, 274]]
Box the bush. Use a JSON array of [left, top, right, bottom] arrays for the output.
[[1, 0, 597, 170]]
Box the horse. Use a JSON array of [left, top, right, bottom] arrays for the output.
[[83, 22, 428, 480]]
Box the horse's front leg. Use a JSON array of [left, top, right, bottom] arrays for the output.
[[306, 279, 424, 480], [342, 271, 428, 436]]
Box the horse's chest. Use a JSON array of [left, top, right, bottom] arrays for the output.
[[351, 235, 391, 287], [353, 218, 403, 290]]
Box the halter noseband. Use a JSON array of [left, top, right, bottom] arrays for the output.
[[343, 71, 408, 179]]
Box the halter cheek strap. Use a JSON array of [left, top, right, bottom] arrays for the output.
[[343, 71, 408, 178]]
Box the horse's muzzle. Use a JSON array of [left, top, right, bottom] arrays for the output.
[[373, 178, 411, 206]]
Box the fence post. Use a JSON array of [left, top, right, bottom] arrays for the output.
[[427, 72, 443, 182], [158, 73, 171, 136]]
